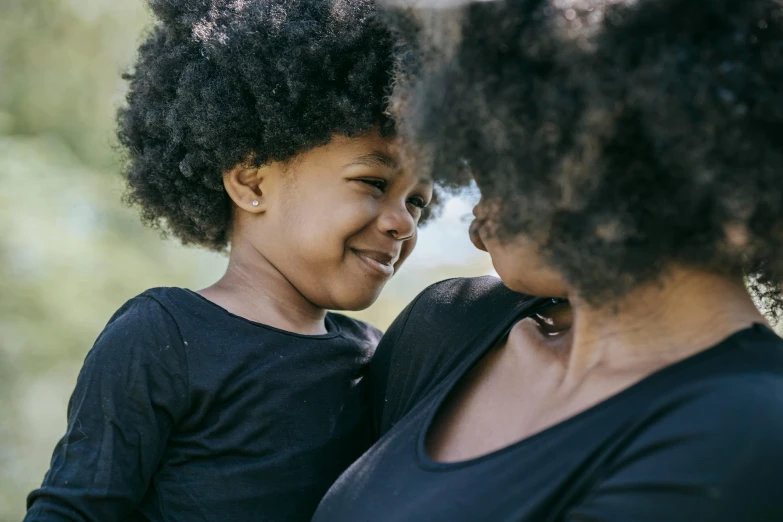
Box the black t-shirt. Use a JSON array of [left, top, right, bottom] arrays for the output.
[[313, 276, 783, 522], [25, 287, 381, 522]]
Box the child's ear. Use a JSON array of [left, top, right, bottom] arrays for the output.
[[223, 163, 274, 213]]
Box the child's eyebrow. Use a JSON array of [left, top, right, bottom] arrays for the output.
[[344, 152, 433, 186], [345, 151, 398, 169]]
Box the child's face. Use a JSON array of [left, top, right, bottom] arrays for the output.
[[232, 132, 432, 311]]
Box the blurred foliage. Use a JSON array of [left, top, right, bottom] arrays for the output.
[[0, 1, 489, 519]]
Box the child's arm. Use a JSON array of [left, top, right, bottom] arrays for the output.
[[25, 296, 189, 522]]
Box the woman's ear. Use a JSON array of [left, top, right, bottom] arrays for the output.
[[223, 163, 274, 213]]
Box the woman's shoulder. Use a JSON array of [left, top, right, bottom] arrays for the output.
[[369, 276, 545, 438], [595, 355, 783, 520], [385, 276, 543, 338], [404, 275, 530, 314], [375, 276, 537, 371], [656, 325, 783, 428]]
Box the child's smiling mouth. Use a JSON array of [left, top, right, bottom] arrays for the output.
[[351, 248, 398, 278]]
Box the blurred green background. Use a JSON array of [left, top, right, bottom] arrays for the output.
[[0, 1, 491, 519]]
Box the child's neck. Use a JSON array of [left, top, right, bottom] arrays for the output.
[[198, 243, 330, 336]]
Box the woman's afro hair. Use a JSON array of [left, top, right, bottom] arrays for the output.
[[392, 0, 783, 318], [118, 0, 398, 250]]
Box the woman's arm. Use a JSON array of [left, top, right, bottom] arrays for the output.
[[24, 297, 189, 522], [367, 286, 426, 440]]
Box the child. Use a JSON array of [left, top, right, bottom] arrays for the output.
[[25, 0, 432, 520]]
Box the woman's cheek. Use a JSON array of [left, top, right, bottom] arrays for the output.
[[488, 247, 517, 283], [469, 219, 488, 252]]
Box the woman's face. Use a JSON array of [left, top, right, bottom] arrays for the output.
[[470, 197, 569, 298]]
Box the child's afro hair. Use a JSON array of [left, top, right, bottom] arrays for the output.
[[392, 0, 783, 318], [118, 0, 398, 250]]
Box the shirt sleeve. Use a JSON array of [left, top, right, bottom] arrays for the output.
[[369, 277, 544, 441], [565, 378, 783, 522], [367, 293, 421, 441], [25, 296, 190, 522]]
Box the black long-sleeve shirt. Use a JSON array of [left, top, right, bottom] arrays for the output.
[[26, 287, 380, 522], [313, 276, 783, 522]]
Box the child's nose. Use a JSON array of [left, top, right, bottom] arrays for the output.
[[378, 201, 416, 240]]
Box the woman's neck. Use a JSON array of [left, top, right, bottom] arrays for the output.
[[563, 268, 767, 385], [199, 241, 329, 336]]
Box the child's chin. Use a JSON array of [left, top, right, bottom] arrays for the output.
[[328, 286, 385, 312]]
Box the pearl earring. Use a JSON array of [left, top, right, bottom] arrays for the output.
[[251, 200, 259, 207]]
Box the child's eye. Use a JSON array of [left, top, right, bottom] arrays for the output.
[[407, 196, 428, 209], [359, 179, 387, 192]]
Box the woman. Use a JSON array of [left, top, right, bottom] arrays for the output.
[[312, 0, 783, 520]]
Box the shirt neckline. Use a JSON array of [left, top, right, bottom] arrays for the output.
[[416, 321, 773, 472], [180, 287, 343, 339]]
